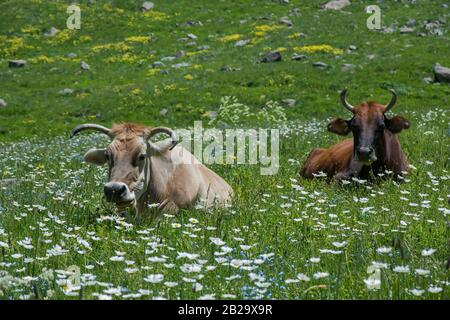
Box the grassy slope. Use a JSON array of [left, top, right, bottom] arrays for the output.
[[0, 0, 449, 300]]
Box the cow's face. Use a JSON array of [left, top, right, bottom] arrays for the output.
[[327, 90, 410, 164], [84, 135, 149, 208], [71, 123, 177, 210]]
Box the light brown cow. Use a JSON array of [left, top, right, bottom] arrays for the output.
[[300, 89, 410, 181], [71, 123, 233, 216]]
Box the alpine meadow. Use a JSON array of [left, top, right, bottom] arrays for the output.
[[0, 0, 449, 300]]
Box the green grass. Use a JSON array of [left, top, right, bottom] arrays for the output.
[[0, 0, 449, 299]]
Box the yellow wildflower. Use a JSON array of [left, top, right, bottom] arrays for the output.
[[184, 74, 194, 81], [293, 44, 343, 55], [125, 36, 150, 43], [219, 34, 242, 42]]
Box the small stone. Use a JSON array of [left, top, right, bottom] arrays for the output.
[[175, 50, 186, 58], [80, 61, 90, 70], [281, 99, 296, 107], [313, 61, 328, 69], [151, 61, 164, 68], [279, 17, 293, 27], [160, 70, 170, 75], [342, 64, 356, 72], [172, 62, 190, 69], [422, 77, 434, 84], [321, 0, 351, 10], [8, 59, 27, 68], [44, 27, 59, 37], [141, 1, 154, 12], [177, 37, 189, 42], [348, 45, 357, 51], [59, 88, 74, 96], [235, 39, 250, 47], [220, 65, 233, 72], [187, 33, 197, 40], [434, 64, 450, 83], [197, 45, 210, 50], [260, 51, 282, 63], [161, 56, 176, 62], [291, 53, 308, 61], [159, 108, 168, 116], [0, 98, 7, 108], [400, 26, 415, 33], [66, 52, 77, 59]]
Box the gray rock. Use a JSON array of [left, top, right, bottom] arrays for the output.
[[0, 98, 6, 108], [321, 0, 351, 10], [160, 70, 170, 75], [159, 108, 168, 116], [342, 63, 356, 72], [8, 59, 26, 68], [291, 53, 308, 61], [186, 41, 197, 47], [279, 17, 293, 27], [197, 45, 210, 50], [151, 61, 164, 68], [66, 52, 77, 59], [44, 27, 59, 37], [400, 26, 415, 33], [348, 45, 357, 51], [235, 39, 250, 47], [240, 19, 247, 24], [187, 33, 197, 40], [260, 51, 282, 63], [175, 50, 186, 58], [172, 62, 190, 69], [406, 19, 417, 27], [380, 26, 396, 34], [177, 37, 189, 42], [434, 64, 450, 83], [141, 1, 154, 11], [161, 56, 176, 62], [219, 65, 240, 72], [422, 77, 434, 84], [59, 88, 74, 95], [424, 20, 444, 36], [281, 99, 296, 107], [80, 61, 90, 70], [313, 61, 328, 69]]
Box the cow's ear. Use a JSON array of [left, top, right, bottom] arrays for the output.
[[84, 148, 107, 165], [327, 118, 350, 136], [386, 115, 410, 134]]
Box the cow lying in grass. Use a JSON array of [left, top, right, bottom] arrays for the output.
[[300, 89, 410, 181], [71, 123, 233, 215]]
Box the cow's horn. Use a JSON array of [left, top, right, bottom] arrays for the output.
[[340, 89, 355, 113], [384, 89, 397, 113], [70, 124, 111, 138], [147, 127, 178, 151]]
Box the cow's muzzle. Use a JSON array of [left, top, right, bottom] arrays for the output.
[[104, 182, 135, 206], [356, 147, 377, 164]]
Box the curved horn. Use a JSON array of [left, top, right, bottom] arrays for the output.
[[340, 89, 355, 113], [147, 127, 178, 152], [70, 124, 111, 138], [383, 89, 397, 113]]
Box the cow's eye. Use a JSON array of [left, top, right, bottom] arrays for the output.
[[138, 154, 146, 161], [104, 152, 110, 161]]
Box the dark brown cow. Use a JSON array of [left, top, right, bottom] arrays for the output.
[[300, 89, 410, 181]]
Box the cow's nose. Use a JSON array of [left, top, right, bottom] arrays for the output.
[[104, 182, 127, 202], [357, 147, 373, 160]]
